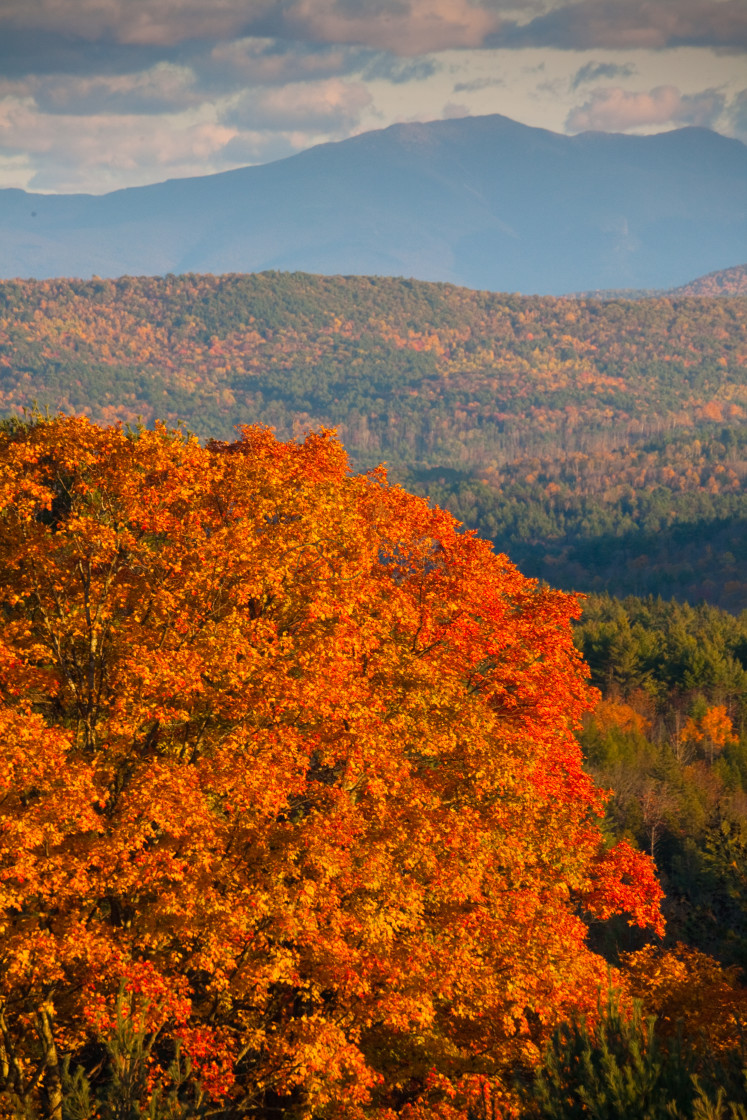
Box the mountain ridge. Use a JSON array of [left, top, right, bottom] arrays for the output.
[[1, 114, 745, 294]]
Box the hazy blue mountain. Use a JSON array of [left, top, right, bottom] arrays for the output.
[[1, 114, 745, 294]]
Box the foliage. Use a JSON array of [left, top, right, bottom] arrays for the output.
[[60, 987, 206, 1120], [525, 985, 747, 1120], [409, 427, 747, 612], [672, 266, 747, 298], [575, 594, 747, 716], [574, 594, 747, 966], [526, 991, 692, 1119], [0, 417, 662, 1118], [0, 272, 745, 606], [621, 944, 747, 1069]]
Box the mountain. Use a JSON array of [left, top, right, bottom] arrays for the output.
[[1, 115, 746, 294]]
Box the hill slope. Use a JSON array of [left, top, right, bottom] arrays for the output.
[[671, 263, 747, 297], [1, 115, 746, 294], [571, 263, 747, 301], [1, 271, 746, 607]]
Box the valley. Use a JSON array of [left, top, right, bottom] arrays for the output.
[[2, 269, 745, 606]]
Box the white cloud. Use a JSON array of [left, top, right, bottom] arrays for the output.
[[728, 88, 747, 141], [0, 96, 239, 191], [442, 100, 471, 118]]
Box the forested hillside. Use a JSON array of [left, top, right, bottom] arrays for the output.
[[672, 264, 747, 298], [575, 593, 747, 968], [570, 262, 747, 302], [2, 271, 745, 607]]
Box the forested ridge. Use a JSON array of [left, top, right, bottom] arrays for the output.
[[572, 262, 747, 301], [1, 271, 746, 607], [672, 264, 747, 298]]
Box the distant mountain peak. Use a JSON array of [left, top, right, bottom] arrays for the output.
[[0, 113, 744, 293]]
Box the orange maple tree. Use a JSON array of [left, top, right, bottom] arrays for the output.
[[682, 704, 738, 763], [622, 944, 747, 1062], [0, 416, 663, 1118]]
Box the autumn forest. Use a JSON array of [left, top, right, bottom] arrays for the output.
[[0, 272, 746, 1118]]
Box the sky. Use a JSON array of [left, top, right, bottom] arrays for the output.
[[0, 0, 745, 195]]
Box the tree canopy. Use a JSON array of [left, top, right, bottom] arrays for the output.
[[0, 417, 662, 1118]]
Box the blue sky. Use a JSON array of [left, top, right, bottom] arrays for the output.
[[1, 0, 745, 194]]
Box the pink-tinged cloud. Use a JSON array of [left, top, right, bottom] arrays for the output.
[[227, 78, 373, 132], [0, 0, 508, 53], [0, 0, 277, 47], [2, 0, 746, 54], [566, 84, 726, 132], [285, 0, 503, 55], [506, 0, 747, 51]]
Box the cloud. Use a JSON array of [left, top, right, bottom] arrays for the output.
[[2, 0, 747, 57], [566, 83, 727, 132], [453, 76, 505, 93], [0, 96, 240, 191], [728, 88, 747, 140], [284, 0, 505, 55], [216, 131, 301, 166], [0, 30, 178, 81], [209, 39, 439, 88], [208, 38, 362, 87], [0, 0, 515, 55], [1, 0, 745, 195], [226, 78, 372, 132], [442, 100, 471, 118], [0, 0, 280, 48], [499, 0, 747, 51], [0, 63, 201, 116], [0, 37, 431, 119], [360, 53, 439, 83], [570, 60, 636, 90], [251, 0, 747, 56]]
